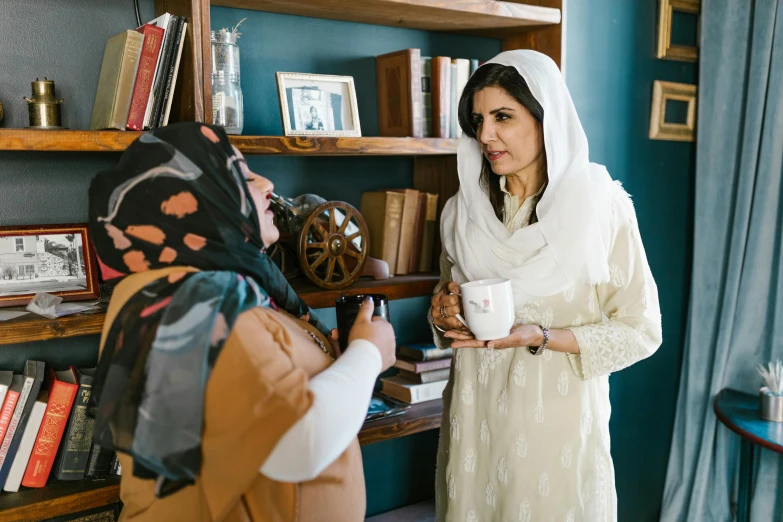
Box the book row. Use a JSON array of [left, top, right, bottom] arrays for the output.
[[91, 12, 187, 131], [0, 362, 119, 495]]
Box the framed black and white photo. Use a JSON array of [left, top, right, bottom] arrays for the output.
[[276, 72, 361, 137], [0, 224, 100, 307]]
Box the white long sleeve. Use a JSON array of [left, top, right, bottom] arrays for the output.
[[260, 339, 382, 482]]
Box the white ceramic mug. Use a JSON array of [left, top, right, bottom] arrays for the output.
[[455, 278, 515, 341]]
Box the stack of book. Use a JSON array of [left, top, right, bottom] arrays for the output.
[[91, 13, 188, 131], [376, 48, 480, 139], [0, 361, 120, 496], [360, 189, 439, 275], [380, 343, 452, 404]]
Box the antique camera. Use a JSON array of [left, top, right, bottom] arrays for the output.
[[269, 192, 374, 290]]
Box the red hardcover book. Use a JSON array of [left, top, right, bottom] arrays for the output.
[[21, 368, 78, 488], [126, 24, 165, 131], [0, 377, 22, 445]]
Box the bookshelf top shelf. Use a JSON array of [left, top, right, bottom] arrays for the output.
[[0, 130, 458, 156], [210, 0, 561, 36]]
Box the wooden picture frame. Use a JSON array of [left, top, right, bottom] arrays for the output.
[[0, 224, 100, 307], [276, 72, 361, 137], [657, 0, 700, 62], [649, 80, 697, 142]]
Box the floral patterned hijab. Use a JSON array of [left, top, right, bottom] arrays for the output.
[[88, 122, 328, 497]]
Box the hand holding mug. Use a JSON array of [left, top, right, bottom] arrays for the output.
[[348, 297, 396, 371], [430, 281, 467, 332]]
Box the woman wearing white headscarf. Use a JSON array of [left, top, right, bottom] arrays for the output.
[[429, 50, 662, 521]]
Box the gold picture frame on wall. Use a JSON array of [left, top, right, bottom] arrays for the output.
[[657, 0, 700, 61], [649, 80, 697, 142]]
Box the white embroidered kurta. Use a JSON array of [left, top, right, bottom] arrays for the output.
[[434, 183, 662, 522]]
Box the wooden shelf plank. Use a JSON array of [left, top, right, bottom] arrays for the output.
[[0, 129, 141, 152], [0, 477, 120, 522], [229, 135, 457, 156], [294, 273, 439, 309], [365, 498, 436, 522], [359, 398, 443, 446], [211, 0, 561, 36], [0, 129, 458, 155], [0, 307, 107, 345], [0, 274, 438, 345]]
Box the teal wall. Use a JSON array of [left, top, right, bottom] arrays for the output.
[[0, 0, 696, 519], [566, 2, 696, 521]]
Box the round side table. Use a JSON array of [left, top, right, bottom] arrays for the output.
[[713, 388, 783, 522]]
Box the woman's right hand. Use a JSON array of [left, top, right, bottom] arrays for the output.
[[431, 282, 466, 332], [348, 297, 396, 372]]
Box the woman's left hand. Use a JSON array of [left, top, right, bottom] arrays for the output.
[[445, 324, 544, 349]]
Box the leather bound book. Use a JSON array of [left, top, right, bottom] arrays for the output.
[[376, 48, 423, 138], [22, 367, 79, 488], [389, 189, 420, 275], [408, 192, 428, 273], [360, 191, 406, 274], [53, 368, 96, 481], [418, 193, 440, 272], [432, 57, 452, 138], [126, 24, 165, 130], [90, 30, 144, 130]]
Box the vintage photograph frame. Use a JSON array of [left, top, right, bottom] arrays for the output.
[[657, 0, 700, 62], [276, 72, 362, 137], [649, 80, 697, 142], [0, 224, 100, 307]]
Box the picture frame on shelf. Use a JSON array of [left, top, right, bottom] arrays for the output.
[[656, 0, 700, 62], [0, 224, 100, 308], [276, 72, 362, 137], [649, 80, 697, 142]]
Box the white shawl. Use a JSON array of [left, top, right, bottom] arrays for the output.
[[441, 50, 615, 307]]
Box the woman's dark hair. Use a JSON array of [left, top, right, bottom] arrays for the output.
[[457, 63, 546, 223]]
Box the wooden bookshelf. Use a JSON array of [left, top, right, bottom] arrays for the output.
[[0, 129, 457, 155], [359, 398, 443, 446], [0, 476, 120, 522], [211, 0, 561, 37], [0, 400, 442, 521], [0, 274, 439, 346]]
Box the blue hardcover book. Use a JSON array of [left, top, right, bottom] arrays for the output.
[[398, 343, 453, 362]]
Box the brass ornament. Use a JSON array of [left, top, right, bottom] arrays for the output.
[[24, 77, 64, 128]]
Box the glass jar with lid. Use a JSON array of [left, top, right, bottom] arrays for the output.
[[211, 29, 243, 134]]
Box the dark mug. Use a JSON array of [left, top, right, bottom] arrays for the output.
[[335, 294, 390, 351]]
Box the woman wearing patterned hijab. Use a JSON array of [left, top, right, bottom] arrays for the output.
[[88, 122, 395, 522]]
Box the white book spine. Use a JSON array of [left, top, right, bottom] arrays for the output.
[[410, 380, 448, 403], [3, 396, 47, 492]]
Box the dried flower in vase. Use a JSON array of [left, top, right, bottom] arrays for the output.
[[757, 360, 783, 396], [216, 17, 246, 40]]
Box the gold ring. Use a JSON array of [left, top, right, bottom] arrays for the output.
[[440, 306, 449, 319]]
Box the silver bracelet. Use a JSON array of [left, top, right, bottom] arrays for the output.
[[428, 308, 449, 333], [529, 326, 549, 355]]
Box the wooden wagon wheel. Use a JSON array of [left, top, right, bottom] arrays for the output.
[[298, 201, 369, 290]]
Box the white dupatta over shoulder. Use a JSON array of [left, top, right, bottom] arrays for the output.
[[441, 50, 617, 307]]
